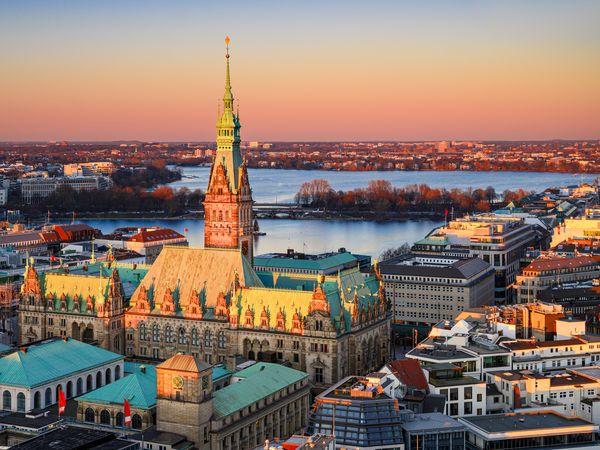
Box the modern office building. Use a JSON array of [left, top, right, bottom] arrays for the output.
[[63, 162, 116, 176], [459, 411, 599, 449], [414, 214, 541, 303], [380, 253, 495, 327], [400, 412, 466, 450], [307, 374, 409, 449], [551, 207, 600, 246], [19, 175, 113, 204]]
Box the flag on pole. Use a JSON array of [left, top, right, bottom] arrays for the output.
[[124, 399, 131, 426], [58, 387, 66, 416], [444, 208, 449, 217]]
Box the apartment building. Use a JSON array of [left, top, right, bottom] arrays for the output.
[[380, 253, 495, 327], [422, 363, 486, 417], [406, 318, 512, 381], [514, 255, 600, 304], [485, 368, 600, 417], [503, 334, 600, 373]]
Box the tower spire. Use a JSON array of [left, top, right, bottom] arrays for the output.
[[223, 36, 233, 109]]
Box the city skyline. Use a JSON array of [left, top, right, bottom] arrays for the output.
[[1, 0, 599, 142]]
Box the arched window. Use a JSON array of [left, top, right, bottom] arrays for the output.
[[85, 408, 95, 422], [178, 328, 186, 345], [204, 329, 212, 348], [96, 371, 103, 388], [77, 378, 83, 396], [165, 326, 173, 343], [115, 365, 121, 381], [132, 414, 143, 430], [140, 323, 148, 341], [100, 410, 111, 425], [106, 368, 112, 384], [152, 324, 159, 342], [2, 391, 11, 410], [191, 328, 199, 346], [86, 374, 93, 391], [17, 393, 25, 412], [33, 391, 41, 409], [115, 412, 124, 427], [45, 388, 52, 406], [218, 331, 226, 348], [66, 381, 73, 398]]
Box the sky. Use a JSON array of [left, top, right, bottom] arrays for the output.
[[1, 0, 599, 142]]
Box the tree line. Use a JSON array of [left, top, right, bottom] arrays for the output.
[[295, 179, 532, 215]]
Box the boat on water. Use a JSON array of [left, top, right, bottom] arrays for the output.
[[254, 219, 266, 236]]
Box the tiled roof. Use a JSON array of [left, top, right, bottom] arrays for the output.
[[380, 256, 492, 280], [0, 338, 122, 388], [524, 255, 599, 273], [76, 365, 156, 409], [129, 247, 263, 310], [213, 363, 307, 419], [387, 359, 428, 391], [157, 354, 211, 373], [129, 228, 185, 243]]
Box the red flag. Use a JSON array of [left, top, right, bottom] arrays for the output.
[[184, 228, 189, 233], [124, 399, 131, 426], [444, 208, 449, 216], [50, 255, 57, 262], [58, 387, 66, 415]]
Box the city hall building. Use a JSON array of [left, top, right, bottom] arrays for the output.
[[123, 41, 391, 388]]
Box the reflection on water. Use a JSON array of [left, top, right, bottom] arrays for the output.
[[80, 218, 443, 257], [169, 167, 598, 203]]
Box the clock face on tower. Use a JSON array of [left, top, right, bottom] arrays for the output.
[[172, 375, 184, 390]]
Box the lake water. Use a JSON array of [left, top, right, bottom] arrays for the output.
[[79, 218, 443, 258], [169, 166, 598, 203], [81, 168, 596, 257]]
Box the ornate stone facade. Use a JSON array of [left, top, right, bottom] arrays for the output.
[[18, 263, 130, 353], [124, 247, 390, 387], [203, 39, 253, 263]]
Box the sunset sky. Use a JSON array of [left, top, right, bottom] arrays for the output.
[[1, 0, 599, 142]]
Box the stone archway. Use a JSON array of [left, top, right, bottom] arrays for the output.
[[82, 324, 94, 343], [72, 323, 81, 340]]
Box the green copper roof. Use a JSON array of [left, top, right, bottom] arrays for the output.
[[254, 252, 358, 271], [213, 363, 307, 419], [256, 272, 317, 291], [414, 235, 449, 247], [0, 338, 123, 388], [76, 365, 156, 409], [212, 366, 231, 382]]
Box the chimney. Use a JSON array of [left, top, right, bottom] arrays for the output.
[[225, 355, 238, 373], [140, 365, 146, 374], [20, 347, 27, 353]]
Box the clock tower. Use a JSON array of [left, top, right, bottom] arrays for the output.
[[156, 353, 214, 449], [203, 36, 254, 263]]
